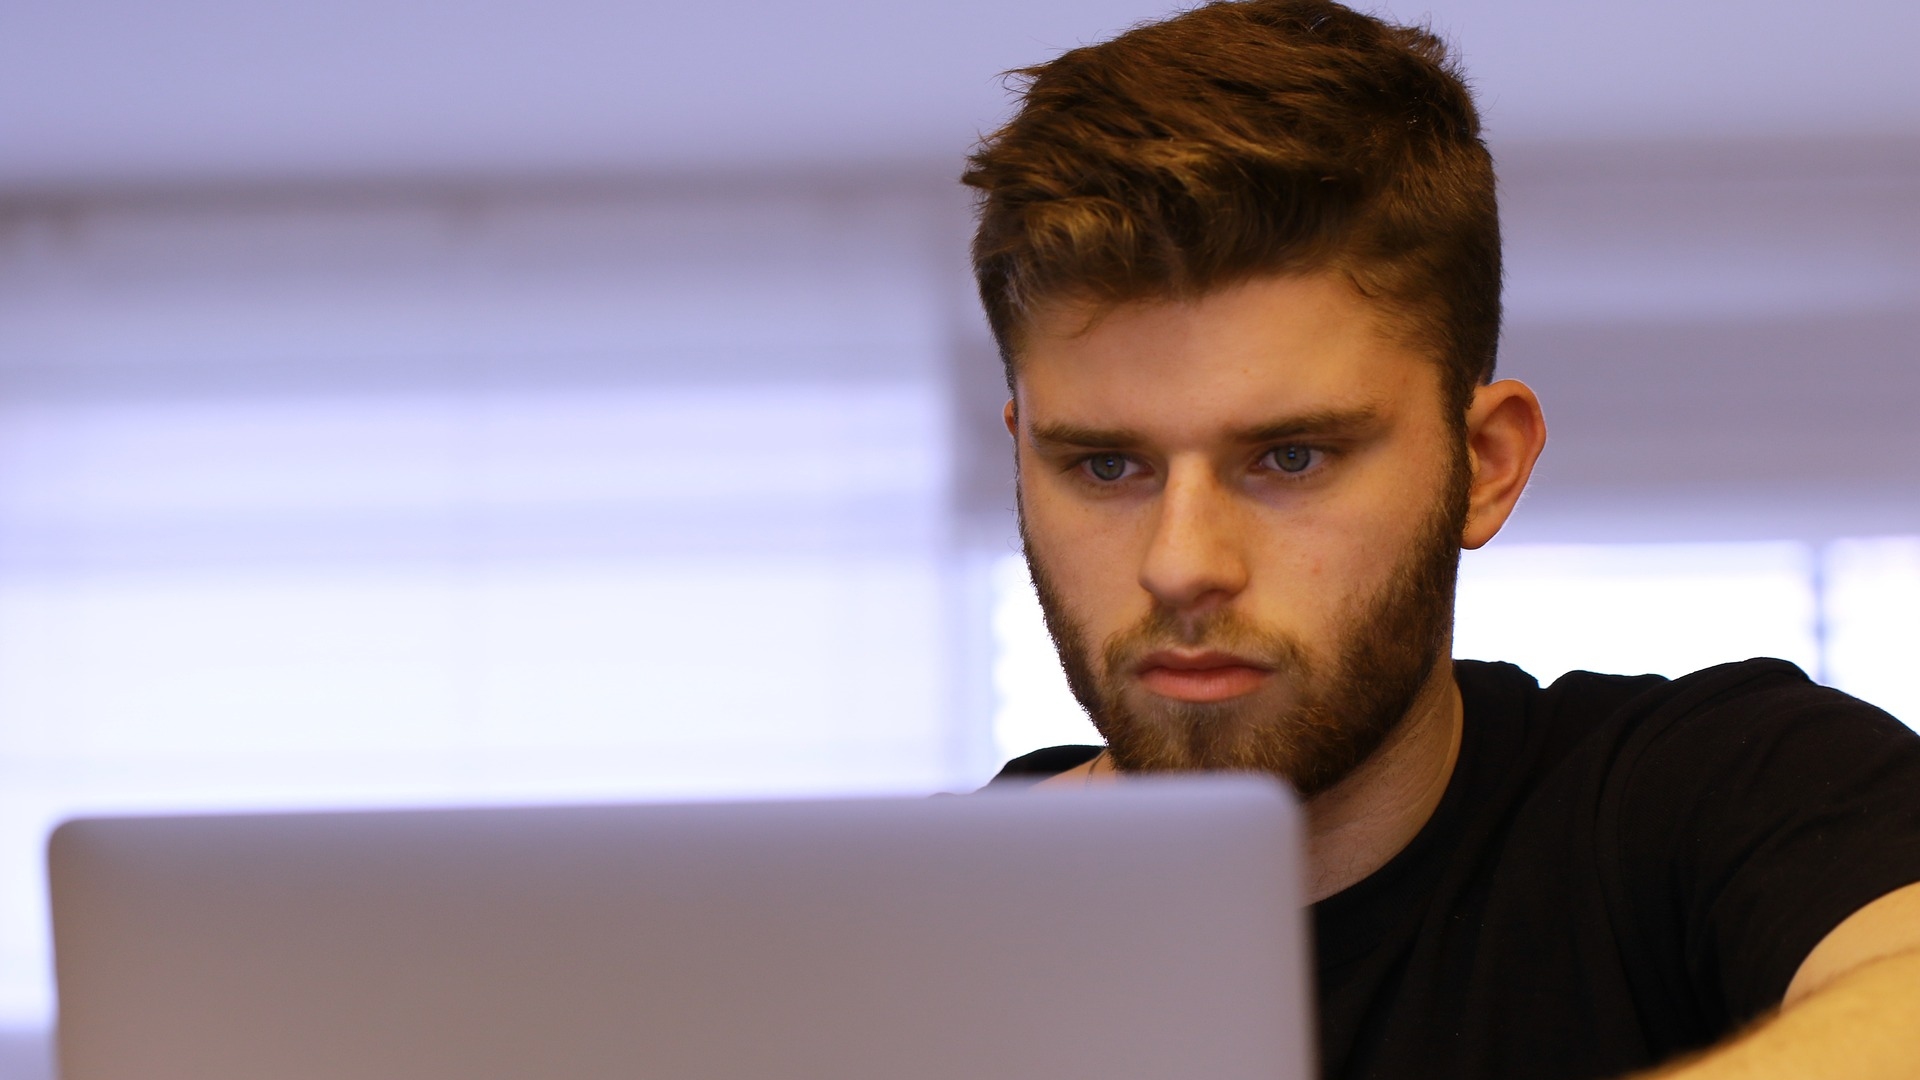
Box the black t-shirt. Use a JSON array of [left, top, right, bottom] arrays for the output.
[[990, 659, 1920, 1080]]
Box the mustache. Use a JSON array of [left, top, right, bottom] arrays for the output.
[[1101, 605, 1310, 674]]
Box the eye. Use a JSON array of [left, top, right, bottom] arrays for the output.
[[1266, 445, 1318, 474], [1086, 453, 1129, 482]]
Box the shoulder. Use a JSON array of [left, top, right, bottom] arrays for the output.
[[1582, 659, 1920, 1021], [1498, 656, 1916, 805], [1597, 657, 1914, 770], [1454, 655, 1919, 863], [1505, 657, 1884, 760], [983, 744, 1104, 788], [1600, 659, 1920, 830]]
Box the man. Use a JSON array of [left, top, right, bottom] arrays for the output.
[[962, 2, 1920, 1078]]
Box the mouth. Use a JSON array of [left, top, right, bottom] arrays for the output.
[[1133, 650, 1273, 704]]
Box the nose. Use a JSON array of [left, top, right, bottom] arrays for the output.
[[1137, 459, 1249, 615]]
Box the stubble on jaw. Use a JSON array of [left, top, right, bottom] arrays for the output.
[[1019, 449, 1469, 798]]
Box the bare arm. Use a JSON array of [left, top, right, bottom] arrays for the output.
[[1639, 881, 1920, 1079]]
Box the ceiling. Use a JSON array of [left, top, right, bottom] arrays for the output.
[[2, 0, 1916, 190]]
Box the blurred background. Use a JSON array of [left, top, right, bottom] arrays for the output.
[[1, 0, 1917, 1072]]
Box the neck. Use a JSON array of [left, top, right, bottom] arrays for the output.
[[1029, 658, 1466, 903], [1298, 657, 1463, 903]]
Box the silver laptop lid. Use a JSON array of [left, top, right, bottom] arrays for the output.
[[50, 777, 1310, 1080]]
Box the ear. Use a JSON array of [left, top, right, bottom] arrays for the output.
[[1003, 397, 1018, 439], [1460, 379, 1546, 550]]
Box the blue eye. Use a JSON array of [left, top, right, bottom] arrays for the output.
[[1269, 446, 1315, 473], [1087, 454, 1127, 481]]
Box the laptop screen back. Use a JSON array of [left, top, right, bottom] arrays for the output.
[[50, 778, 1311, 1080]]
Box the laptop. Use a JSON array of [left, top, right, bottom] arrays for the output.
[[49, 777, 1311, 1080]]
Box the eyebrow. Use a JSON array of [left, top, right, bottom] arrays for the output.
[[1028, 403, 1387, 450]]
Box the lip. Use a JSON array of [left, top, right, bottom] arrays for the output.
[[1134, 650, 1272, 703]]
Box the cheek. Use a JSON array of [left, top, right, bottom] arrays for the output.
[[1242, 499, 1408, 624], [1323, 426, 1458, 564], [1290, 476, 1448, 615], [1242, 531, 1341, 628], [1019, 478, 1150, 622]]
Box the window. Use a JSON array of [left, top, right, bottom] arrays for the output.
[[0, 192, 973, 1030], [991, 540, 1920, 769]]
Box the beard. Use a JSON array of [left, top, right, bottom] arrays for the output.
[[1021, 455, 1469, 798]]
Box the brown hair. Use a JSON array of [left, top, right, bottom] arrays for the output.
[[963, 0, 1500, 414]]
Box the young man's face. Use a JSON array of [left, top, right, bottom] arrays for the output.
[[1009, 272, 1469, 795]]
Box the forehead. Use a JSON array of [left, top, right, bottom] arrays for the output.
[[1012, 273, 1440, 434]]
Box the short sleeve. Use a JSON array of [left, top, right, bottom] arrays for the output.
[[1615, 664, 1920, 1026]]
